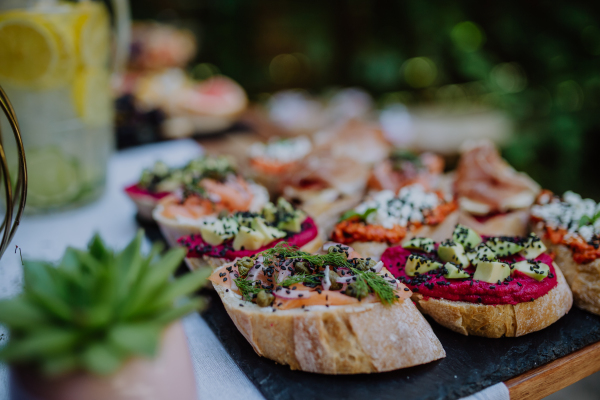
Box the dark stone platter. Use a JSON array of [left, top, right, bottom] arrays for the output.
[[140, 218, 600, 400]]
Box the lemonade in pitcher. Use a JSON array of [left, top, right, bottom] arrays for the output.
[[0, 0, 115, 213]]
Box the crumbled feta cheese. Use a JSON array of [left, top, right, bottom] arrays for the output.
[[531, 191, 600, 242], [355, 184, 440, 229]]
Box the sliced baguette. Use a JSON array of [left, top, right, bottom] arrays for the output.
[[344, 210, 459, 261], [184, 233, 324, 272], [533, 224, 600, 316], [213, 283, 445, 374], [412, 263, 572, 338], [457, 208, 530, 237]]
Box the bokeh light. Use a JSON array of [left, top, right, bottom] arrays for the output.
[[402, 57, 437, 88], [555, 80, 584, 112], [490, 62, 527, 93], [451, 21, 485, 53]]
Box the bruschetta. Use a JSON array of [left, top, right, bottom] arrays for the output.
[[380, 224, 573, 338], [208, 242, 446, 373], [531, 190, 600, 315]]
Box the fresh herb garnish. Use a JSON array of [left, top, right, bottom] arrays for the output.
[[281, 273, 324, 287], [350, 268, 398, 305], [339, 207, 377, 222], [234, 278, 263, 300], [579, 211, 600, 227]]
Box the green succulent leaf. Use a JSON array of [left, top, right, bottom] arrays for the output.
[[0, 328, 79, 362], [0, 298, 48, 328], [0, 231, 202, 376], [82, 343, 124, 375], [109, 323, 161, 358]]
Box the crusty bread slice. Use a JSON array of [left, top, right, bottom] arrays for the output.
[[184, 234, 324, 272], [345, 210, 460, 261], [533, 224, 600, 316], [457, 208, 530, 237], [212, 282, 446, 374], [412, 263, 572, 338]]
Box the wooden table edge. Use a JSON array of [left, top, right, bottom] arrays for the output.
[[504, 340, 600, 400]]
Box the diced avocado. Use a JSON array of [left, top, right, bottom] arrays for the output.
[[405, 254, 443, 276], [519, 233, 547, 260], [485, 237, 523, 257], [469, 243, 497, 266], [277, 210, 305, 233], [221, 217, 239, 237], [512, 260, 550, 281], [262, 202, 278, 223], [437, 240, 469, 268], [452, 224, 482, 251], [473, 261, 511, 283], [251, 218, 286, 242], [199, 221, 227, 246], [233, 226, 265, 251], [277, 197, 295, 213], [443, 262, 470, 279], [403, 237, 435, 253]]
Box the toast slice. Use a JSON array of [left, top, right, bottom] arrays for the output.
[[212, 274, 445, 374], [413, 263, 572, 338]]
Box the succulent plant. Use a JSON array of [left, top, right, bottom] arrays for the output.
[[0, 231, 208, 376]]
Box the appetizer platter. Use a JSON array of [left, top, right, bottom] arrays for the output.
[[128, 128, 600, 399]]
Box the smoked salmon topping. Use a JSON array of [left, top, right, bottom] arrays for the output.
[[209, 242, 411, 310]]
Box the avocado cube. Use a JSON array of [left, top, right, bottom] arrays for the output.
[[233, 226, 265, 251], [405, 254, 443, 276], [277, 197, 295, 213], [519, 233, 547, 260], [473, 261, 511, 283], [277, 210, 305, 233], [512, 260, 550, 281], [200, 221, 226, 246], [262, 202, 278, 223], [485, 237, 523, 257], [443, 262, 470, 279], [452, 224, 482, 251], [251, 217, 286, 242], [437, 240, 469, 268], [469, 243, 497, 266], [403, 237, 435, 253]]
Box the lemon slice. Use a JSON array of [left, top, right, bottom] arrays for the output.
[[0, 11, 76, 89], [72, 67, 112, 126], [26, 147, 81, 208], [74, 2, 110, 68], [0, 16, 58, 87]]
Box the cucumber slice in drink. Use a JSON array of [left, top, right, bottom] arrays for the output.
[[26, 148, 81, 207]]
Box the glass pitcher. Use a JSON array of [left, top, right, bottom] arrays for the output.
[[0, 0, 130, 213]]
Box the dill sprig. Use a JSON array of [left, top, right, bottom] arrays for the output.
[[350, 268, 398, 305], [281, 273, 324, 287], [234, 278, 263, 300]]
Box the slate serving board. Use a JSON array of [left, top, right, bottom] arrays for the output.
[[140, 218, 600, 400]]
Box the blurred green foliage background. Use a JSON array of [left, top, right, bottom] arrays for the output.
[[131, 0, 600, 200]]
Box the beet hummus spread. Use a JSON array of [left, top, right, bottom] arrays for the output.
[[179, 217, 318, 261], [125, 184, 171, 200], [381, 244, 558, 305]]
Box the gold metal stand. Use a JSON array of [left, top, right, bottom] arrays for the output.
[[0, 84, 27, 260]]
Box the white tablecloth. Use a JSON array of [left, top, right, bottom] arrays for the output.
[[0, 140, 507, 400]]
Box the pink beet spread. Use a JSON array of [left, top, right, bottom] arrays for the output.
[[178, 217, 318, 261], [381, 243, 558, 305], [124, 184, 171, 200]]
